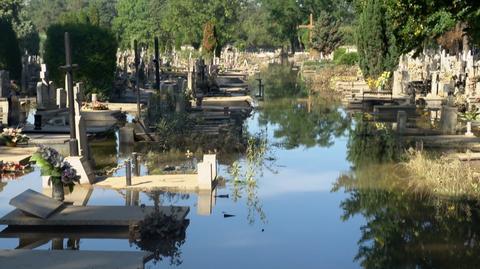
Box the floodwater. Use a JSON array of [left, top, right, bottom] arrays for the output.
[[2, 85, 480, 268]]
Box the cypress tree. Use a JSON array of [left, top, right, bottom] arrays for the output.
[[0, 19, 21, 80], [357, 0, 398, 79]]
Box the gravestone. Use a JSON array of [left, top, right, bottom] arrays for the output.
[[9, 189, 63, 219], [56, 88, 66, 109], [441, 105, 458, 135], [36, 82, 47, 110], [91, 93, 98, 104], [203, 154, 217, 179], [64, 82, 95, 185], [397, 111, 407, 134], [0, 71, 10, 98], [430, 71, 439, 97], [0, 100, 8, 125], [8, 94, 20, 126]]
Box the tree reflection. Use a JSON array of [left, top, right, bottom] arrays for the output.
[[346, 114, 400, 167], [258, 97, 350, 149], [258, 63, 307, 99], [333, 165, 480, 269]]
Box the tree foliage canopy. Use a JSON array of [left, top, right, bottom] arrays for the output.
[[311, 11, 343, 55], [44, 23, 118, 96]]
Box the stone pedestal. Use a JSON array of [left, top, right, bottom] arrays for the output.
[[119, 124, 135, 144], [64, 156, 96, 185], [197, 154, 217, 190]]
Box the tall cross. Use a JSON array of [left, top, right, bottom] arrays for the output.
[[60, 32, 79, 156], [298, 13, 314, 43]]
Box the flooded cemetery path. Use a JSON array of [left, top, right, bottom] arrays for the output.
[[2, 97, 480, 269]]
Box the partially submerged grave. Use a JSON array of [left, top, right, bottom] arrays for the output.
[[0, 189, 189, 226]]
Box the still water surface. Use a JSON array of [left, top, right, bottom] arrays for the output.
[[1, 97, 478, 269]]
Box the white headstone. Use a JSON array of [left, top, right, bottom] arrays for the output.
[[73, 83, 89, 159], [56, 88, 66, 108]]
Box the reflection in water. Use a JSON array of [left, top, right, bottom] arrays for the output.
[[347, 114, 400, 168], [259, 97, 350, 149], [334, 165, 480, 269], [132, 210, 188, 266], [257, 63, 307, 99]]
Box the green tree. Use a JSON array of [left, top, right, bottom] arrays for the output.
[[113, 0, 167, 49], [261, 0, 303, 53], [357, 0, 399, 79], [44, 23, 118, 97], [0, 19, 21, 80], [0, 0, 39, 55], [311, 11, 343, 55], [233, 1, 281, 50]]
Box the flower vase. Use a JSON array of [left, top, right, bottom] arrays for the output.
[[5, 141, 17, 147], [466, 121, 475, 137], [52, 181, 65, 202]]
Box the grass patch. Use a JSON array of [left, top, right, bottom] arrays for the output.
[[403, 150, 480, 198]]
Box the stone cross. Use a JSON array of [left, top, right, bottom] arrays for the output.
[[60, 32, 79, 157]]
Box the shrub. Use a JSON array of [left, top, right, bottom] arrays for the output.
[[0, 19, 21, 80], [333, 48, 358, 66]]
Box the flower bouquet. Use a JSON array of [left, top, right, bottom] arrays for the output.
[[0, 128, 29, 147], [31, 146, 79, 201]]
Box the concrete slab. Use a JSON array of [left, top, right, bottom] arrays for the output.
[[27, 134, 70, 145], [0, 205, 189, 226], [96, 174, 203, 192], [408, 135, 480, 149], [0, 225, 131, 239], [107, 103, 143, 114], [9, 189, 64, 219], [0, 146, 37, 165], [0, 249, 152, 269]]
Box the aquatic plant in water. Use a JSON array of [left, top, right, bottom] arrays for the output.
[[229, 131, 273, 224]]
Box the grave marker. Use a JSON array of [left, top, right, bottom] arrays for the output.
[[9, 189, 63, 219]]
